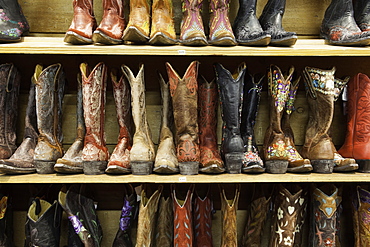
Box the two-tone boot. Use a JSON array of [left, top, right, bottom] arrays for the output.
[[122, 0, 150, 43], [208, 0, 236, 46], [241, 70, 264, 173], [166, 61, 200, 175], [122, 64, 155, 175], [81, 62, 109, 175], [93, 0, 126, 45], [352, 186, 370, 247], [154, 192, 173, 246], [33, 64, 65, 174], [65, 0, 97, 44], [198, 76, 225, 173], [354, 0, 370, 32], [233, 0, 270, 46], [149, 0, 177, 45], [154, 72, 178, 174], [0, 193, 12, 247], [321, 0, 370, 46], [106, 68, 133, 174], [180, 0, 207, 46], [54, 73, 85, 174], [0, 0, 29, 42], [214, 63, 245, 174]]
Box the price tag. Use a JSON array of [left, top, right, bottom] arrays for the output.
[[179, 176, 187, 182], [178, 50, 186, 55]]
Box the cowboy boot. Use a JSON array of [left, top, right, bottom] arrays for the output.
[[54, 73, 85, 174], [64, 0, 97, 44], [154, 194, 173, 247], [0, 79, 38, 174], [310, 184, 342, 247], [106, 68, 133, 174], [154, 72, 178, 174], [321, 0, 370, 46], [193, 185, 214, 247], [241, 71, 264, 173], [214, 63, 245, 174], [233, 0, 270, 46], [81, 62, 109, 175], [122, 0, 150, 43], [338, 74, 370, 172], [208, 0, 236, 46], [0, 193, 12, 247], [263, 65, 291, 174], [172, 184, 194, 247], [122, 64, 155, 175], [219, 184, 240, 247], [92, 0, 125, 45], [354, 0, 370, 32], [166, 61, 200, 175], [0, 0, 29, 42], [0, 63, 20, 159], [198, 76, 224, 174], [293, 188, 308, 247], [352, 186, 370, 247], [33, 64, 65, 174], [149, 0, 177, 45], [136, 185, 163, 246], [258, 0, 297, 46], [180, 0, 207, 46]]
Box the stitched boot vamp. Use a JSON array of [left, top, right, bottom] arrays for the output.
[[180, 0, 207, 45], [208, 0, 236, 45], [154, 197, 173, 246], [95, 0, 125, 40], [124, 0, 150, 37], [108, 137, 130, 168], [66, 0, 97, 40], [150, 0, 176, 40]]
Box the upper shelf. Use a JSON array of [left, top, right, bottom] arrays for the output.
[[2, 37, 370, 56]]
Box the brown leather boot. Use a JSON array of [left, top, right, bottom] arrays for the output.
[[106, 68, 133, 174], [122, 0, 150, 43], [352, 186, 370, 247], [155, 193, 173, 246], [198, 76, 225, 173], [34, 64, 65, 174], [166, 61, 200, 175], [122, 64, 155, 175], [81, 62, 109, 175], [220, 184, 240, 247], [64, 0, 97, 44], [149, 0, 177, 45], [154, 72, 178, 174], [93, 0, 126, 45], [0, 64, 20, 159]]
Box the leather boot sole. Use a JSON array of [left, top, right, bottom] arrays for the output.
[[149, 32, 178, 45], [237, 35, 271, 46], [83, 160, 107, 175], [199, 164, 225, 174], [92, 31, 123, 45], [105, 164, 131, 174], [0, 163, 35, 174], [265, 160, 288, 174], [270, 36, 297, 46], [64, 31, 93, 45], [225, 153, 243, 174], [153, 164, 179, 174], [311, 159, 334, 173], [122, 27, 149, 44], [209, 36, 237, 46], [181, 36, 208, 46], [131, 161, 153, 175], [242, 164, 265, 173], [179, 162, 199, 175], [34, 160, 56, 174], [54, 163, 83, 174]]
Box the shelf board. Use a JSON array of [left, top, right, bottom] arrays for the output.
[[1, 172, 370, 183], [1, 37, 370, 56]]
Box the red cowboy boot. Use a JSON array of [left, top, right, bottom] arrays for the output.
[[194, 185, 214, 246]]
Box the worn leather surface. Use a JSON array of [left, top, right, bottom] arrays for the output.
[[150, 0, 176, 40], [154, 196, 173, 246], [67, 0, 97, 39], [125, 0, 150, 37], [194, 185, 213, 246], [220, 184, 240, 247], [95, 0, 125, 40], [208, 0, 235, 44], [354, 0, 370, 32], [180, 0, 206, 42]]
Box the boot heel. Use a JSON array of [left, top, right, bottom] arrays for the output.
[[357, 160, 370, 173], [83, 161, 107, 175], [225, 153, 243, 174], [131, 161, 153, 175], [311, 160, 334, 173], [265, 160, 288, 174], [179, 162, 199, 175], [34, 161, 56, 174]]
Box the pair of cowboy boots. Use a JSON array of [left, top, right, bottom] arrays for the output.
[[0, 0, 29, 42], [302, 66, 358, 173], [321, 0, 370, 46], [65, 0, 126, 45], [233, 0, 297, 46], [263, 65, 312, 174], [352, 185, 370, 247]]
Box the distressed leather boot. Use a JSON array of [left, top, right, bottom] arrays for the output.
[[34, 64, 65, 174], [149, 0, 177, 45], [65, 0, 97, 44], [122, 64, 155, 175], [198, 76, 224, 173], [122, 0, 150, 43], [0, 0, 29, 42], [321, 0, 370, 46], [180, 0, 207, 46], [354, 0, 370, 32], [208, 0, 236, 46], [220, 184, 240, 247], [0, 64, 20, 159], [172, 184, 194, 247], [54, 74, 85, 174], [310, 184, 342, 247], [166, 61, 200, 175], [233, 0, 270, 46], [154, 194, 173, 246], [352, 186, 370, 247], [154, 72, 178, 174], [259, 0, 297, 46], [214, 63, 245, 174], [0, 193, 12, 247], [241, 71, 264, 173], [25, 198, 62, 247], [93, 0, 125, 45], [81, 62, 109, 175], [136, 185, 163, 246], [106, 69, 133, 174], [0, 80, 38, 174]]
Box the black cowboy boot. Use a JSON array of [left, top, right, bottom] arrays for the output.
[[354, 0, 370, 32], [0, 0, 29, 42]]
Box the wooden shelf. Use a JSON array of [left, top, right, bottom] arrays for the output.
[[1, 37, 370, 56]]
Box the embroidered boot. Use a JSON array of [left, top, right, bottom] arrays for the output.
[[0, 193, 12, 247], [166, 61, 200, 175], [214, 63, 245, 174], [198, 76, 224, 173], [122, 64, 155, 175], [106, 68, 133, 174], [180, 0, 207, 46], [354, 0, 370, 32], [122, 0, 150, 43], [0, 0, 29, 42], [81, 62, 109, 175], [352, 186, 370, 247], [65, 0, 97, 44], [154, 193, 173, 246], [220, 184, 240, 247], [149, 0, 177, 45]]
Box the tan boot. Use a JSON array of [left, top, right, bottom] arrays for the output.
[[155, 193, 173, 246], [122, 0, 150, 43], [220, 184, 240, 247], [149, 0, 177, 45]]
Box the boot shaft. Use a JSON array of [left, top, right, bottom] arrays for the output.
[[220, 184, 240, 247], [103, 0, 124, 17], [323, 0, 357, 29], [24, 80, 39, 140], [155, 196, 174, 246], [73, 0, 95, 16], [259, 0, 286, 29], [354, 0, 370, 31], [353, 186, 370, 247], [193, 186, 213, 246]]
